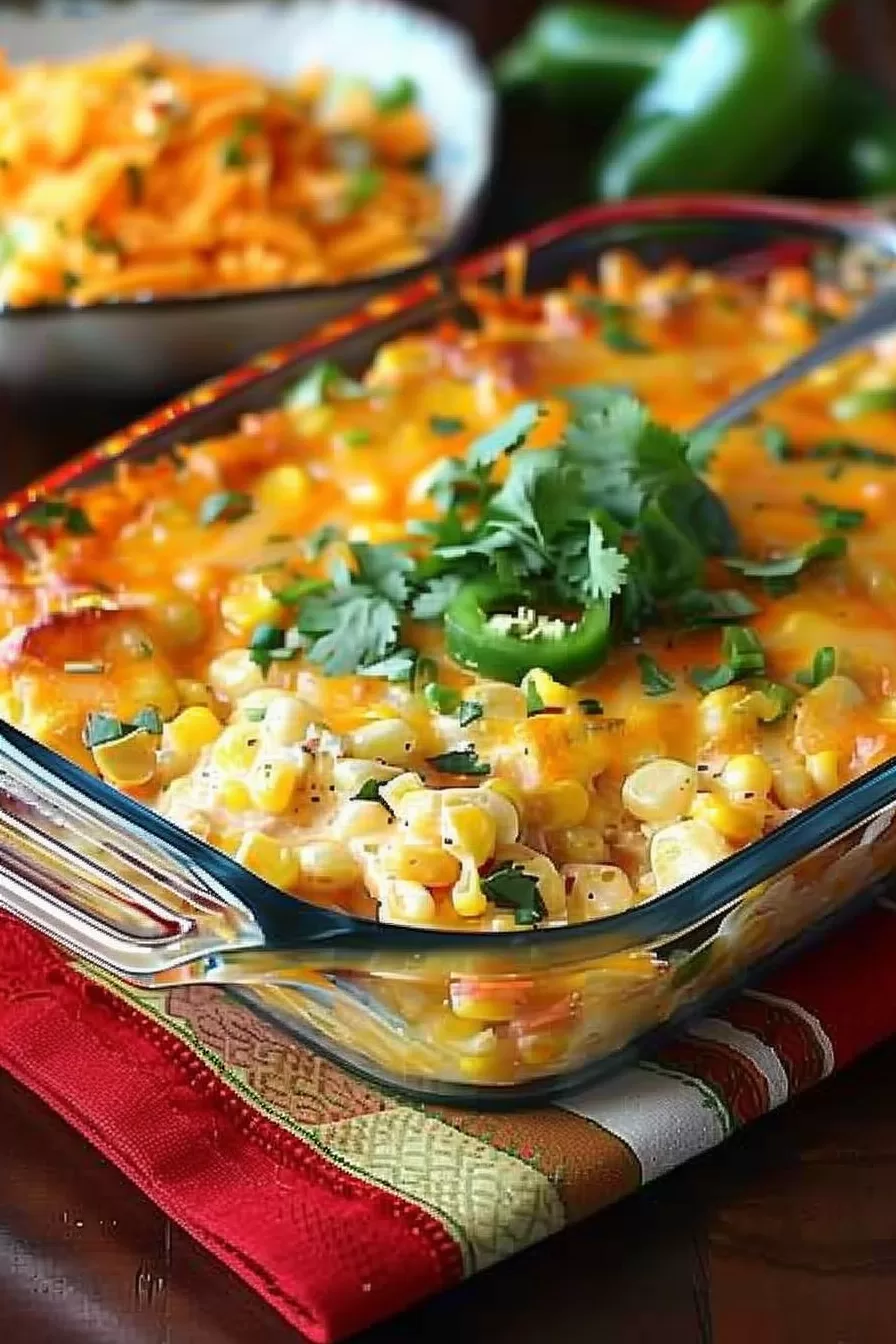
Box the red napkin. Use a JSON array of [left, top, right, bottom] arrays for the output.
[[1, 900, 894, 1342]]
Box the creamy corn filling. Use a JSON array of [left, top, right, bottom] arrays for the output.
[[4, 249, 896, 936]]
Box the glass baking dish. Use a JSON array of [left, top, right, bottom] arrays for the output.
[[3, 195, 896, 1108]]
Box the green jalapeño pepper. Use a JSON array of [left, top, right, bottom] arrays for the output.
[[595, 0, 839, 201], [496, 3, 681, 108], [444, 580, 611, 685]]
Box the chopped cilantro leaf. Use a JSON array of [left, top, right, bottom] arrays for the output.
[[303, 524, 343, 559], [26, 499, 94, 536], [274, 577, 328, 605], [585, 520, 629, 603], [295, 542, 414, 676], [375, 76, 417, 113], [795, 645, 837, 688], [424, 683, 461, 714], [352, 777, 396, 817], [672, 588, 758, 627], [690, 625, 765, 694], [426, 745, 490, 776], [832, 386, 896, 421], [637, 654, 675, 696], [429, 415, 466, 436], [803, 495, 865, 532], [525, 681, 545, 716], [578, 697, 603, 715], [344, 166, 383, 211], [762, 425, 791, 462], [724, 534, 847, 590], [412, 575, 463, 620], [466, 401, 542, 472], [457, 699, 484, 727], [82, 706, 162, 749], [686, 426, 723, 472], [199, 490, 253, 526], [358, 648, 417, 682], [282, 362, 365, 411], [804, 438, 896, 469], [481, 862, 547, 926]]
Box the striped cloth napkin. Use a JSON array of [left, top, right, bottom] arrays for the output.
[[1, 899, 894, 1343]]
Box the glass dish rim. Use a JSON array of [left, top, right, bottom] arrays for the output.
[[6, 191, 896, 960]]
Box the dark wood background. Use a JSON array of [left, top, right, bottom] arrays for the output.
[[3, 3, 896, 1341]]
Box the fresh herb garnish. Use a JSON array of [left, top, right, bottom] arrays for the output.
[[295, 542, 414, 676], [457, 699, 484, 727], [803, 438, 896, 470], [832, 386, 896, 421], [25, 499, 94, 536], [82, 706, 163, 749], [579, 298, 652, 355], [690, 625, 765, 694], [358, 648, 418, 682], [84, 227, 121, 256], [248, 622, 287, 672], [672, 588, 758, 627], [199, 490, 253, 526], [282, 361, 365, 411], [352, 777, 396, 817], [303, 524, 343, 559], [220, 114, 261, 169], [746, 678, 796, 722], [481, 861, 547, 926], [375, 76, 417, 113], [724, 534, 847, 594], [426, 745, 490, 776], [344, 166, 383, 211], [274, 577, 328, 606], [637, 654, 675, 696], [423, 682, 461, 714], [795, 645, 837, 688], [762, 425, 791, 462], [803, 495, 865, 532], [244, 707, 267, 723], [343, 427, 372, 446], [411, 574, 462, 620], [525, 681, 546, 716], [429, 415, 466, 436]]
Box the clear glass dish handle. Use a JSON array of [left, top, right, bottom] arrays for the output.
[[0, 720, 283, 982]]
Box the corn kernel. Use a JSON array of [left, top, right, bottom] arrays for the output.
[[396, 788, 443, 837], [720, 753, 773, 801], [382, 841, 461, 888], [259, 693, 311, 747], [212, 722, 261, 773], [208, 649, 264, 701], [450, 980, 524, 1022], [690, 792, 763, 843], [333, 758, 400, 794], [349, 718, 416, 765], [220, 574, 282, 636], [564, 863, 635, 921], [451, 858, 488, 918], [92, 729, 156, 787], [214, 778, 252, 811], [534, 778, 591, 829], [482, 776, 524, 814], [154, 595, 205, 649], [521, 667, 572, 711], [698, 685, 755, 742], [166, 705, 222, 757], [255, 463, 310, 510], [650, 819, 732, 893], [805, 749, 841, 795], [517, 1033, 567, 1067], [771, 760, 815, 809], [236, 831, 301, 889], [299, 839, 360, 888], [441, 802, 497, 866], [176, 678, 214, 709], [382, 878, 437, 924], [379, 771, 426, 810], [331, 799, 391, 840], [248, 758, 300, 813], [622, 759, 697, 824]]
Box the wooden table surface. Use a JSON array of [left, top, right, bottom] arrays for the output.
[[3, 2, 896, 1339]]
